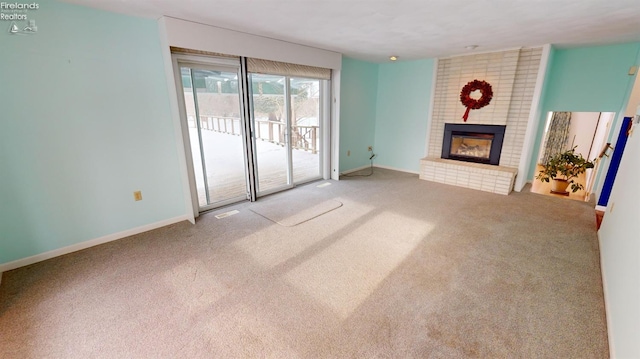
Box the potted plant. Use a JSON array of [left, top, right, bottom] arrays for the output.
[[536, 146, 595, 194]]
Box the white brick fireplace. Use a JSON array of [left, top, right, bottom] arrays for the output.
[[420, 47, 543, 195]]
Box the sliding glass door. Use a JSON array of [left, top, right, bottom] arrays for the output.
[[290, 77, 322, 182], [250, 74, 291, 193], [178, 62, 249, 210], [173, 53, 329, 212], [250, 75, 323, 195]]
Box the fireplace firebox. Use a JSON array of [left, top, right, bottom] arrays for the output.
[[441, 124, 506, 165]]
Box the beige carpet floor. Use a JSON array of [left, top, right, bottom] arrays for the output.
[[249, 191, 343, 227], [0, 168, 608, 358]]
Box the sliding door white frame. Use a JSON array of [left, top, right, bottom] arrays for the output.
[[171, 54, 253, 212]]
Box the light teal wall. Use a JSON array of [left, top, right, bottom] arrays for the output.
[[543, 43, 640, 112], [527, 42, 640, 180], [0, 1, 186, 264], [339, 57, 379, 172], [374, 60, 434, 172]]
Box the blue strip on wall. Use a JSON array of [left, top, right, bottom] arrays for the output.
[[598, 117, 632, 207]]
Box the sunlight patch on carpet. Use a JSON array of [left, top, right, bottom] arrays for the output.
[[215, 210, 239, 219], [285, 211, 433, 318], [235, 201, 376, 268], [249, 194, 343, 227]]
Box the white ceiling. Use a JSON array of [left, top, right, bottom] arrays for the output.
[[63, 0, 640, 62]]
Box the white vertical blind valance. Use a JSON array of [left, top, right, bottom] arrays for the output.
[[169, 46, 239, 59], [169, 46, 331, 80], [247, 58, 331, 80]]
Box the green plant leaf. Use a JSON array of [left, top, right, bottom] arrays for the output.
[[537, 146, 595, 184]]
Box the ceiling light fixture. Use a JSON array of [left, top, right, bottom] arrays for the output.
[[389, 55, 398, 61], [465, 45, 478, 50]]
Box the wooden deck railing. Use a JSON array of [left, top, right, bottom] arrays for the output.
[[188, 116, 319, 154], [291, 125, 318, 154]]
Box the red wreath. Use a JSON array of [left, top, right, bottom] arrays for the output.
[[460, 80, 493, 122]]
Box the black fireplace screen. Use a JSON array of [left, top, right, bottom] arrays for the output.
[[442, 124, 506, 165]]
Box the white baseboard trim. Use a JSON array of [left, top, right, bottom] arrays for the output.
[[598, 233, 616, 358], [373, 164, 419, 175], [341, 164, 420, 176], [0, 214, 191, 274], [340, 164, 371, 175], [514, 180, 527, 193]]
